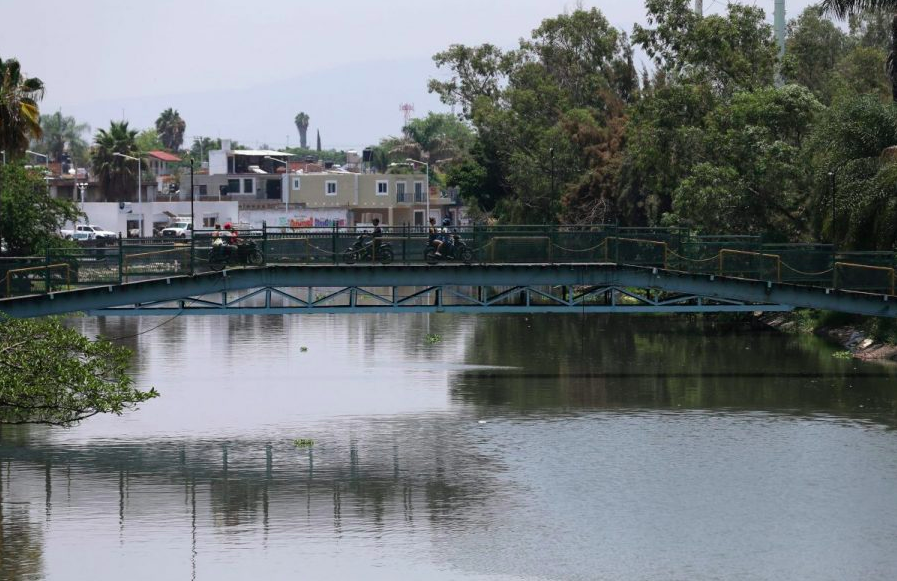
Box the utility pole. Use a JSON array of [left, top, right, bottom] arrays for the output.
[[695, 0, 702, 17], [774, 0, 786, 86], [190, 158, 195, 233]]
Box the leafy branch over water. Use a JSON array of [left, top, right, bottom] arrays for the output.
[[0, 317, 158, 425]]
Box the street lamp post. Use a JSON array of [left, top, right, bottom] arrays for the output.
[[25, 150, 50, 173], [405, 158, 429, 223], [189, 158, 195, 231], [0, 150, 4, 252], [829, 170, 836, 245], [76, 181, 89, 223], [264, 155, 293, 213], [114, 152, 143, 237]]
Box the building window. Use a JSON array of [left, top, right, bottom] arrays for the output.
[[396, 181, 407, 203], [228, 179, 240, 193], [203, 216, 217, 227], [293, 177, 301, 190], [199, 185, 208, 196], [414, 181, 425, 203], [243, 178, 253, 194], [326, 181, 337, 195], [376, 180, 388, 195]]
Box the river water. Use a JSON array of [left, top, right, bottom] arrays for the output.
[[2, 314, 897, 580]]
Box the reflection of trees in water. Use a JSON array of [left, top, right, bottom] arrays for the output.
[[0, 503, 44, 581], [1, 431, 45, 581], [453, 315, 897, 424], [1, 418, 503, 539]]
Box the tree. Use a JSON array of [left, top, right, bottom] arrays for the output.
[[154, 108, 185, 151], [91, 121, 141, 202], [669, 85, 823, 237], [136, 128, 165, 153], [316, 129, 321, 152], [0, 164, 80, 255], [429, 7, 636, 223], [33, 111, 90, 165], [807, 94, 897, 248], [781, 7, 851, 103], [820, 0, 897, 101], [402, 112, 474, 166], [0, 316, 158, 425], [634, 0, 778, 95], [0, 56, 44, 159], [294, 112, 310, 149]]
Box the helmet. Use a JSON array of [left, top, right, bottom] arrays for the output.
[[224, 223, 232, 230], [442, 218, 451, 226]]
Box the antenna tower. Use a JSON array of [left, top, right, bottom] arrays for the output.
[[400, 103, 415, 129]]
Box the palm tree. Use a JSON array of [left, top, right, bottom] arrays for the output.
[[821, 1, 897, 101], [35, 111, 90, 164], [0, 56, 44, 158], [91, 121, 141, 201], [294, 112, 310, 149], [154, 108, 186, 151]]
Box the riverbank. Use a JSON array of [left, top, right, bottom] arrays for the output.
[[758, 311, 897, 363]]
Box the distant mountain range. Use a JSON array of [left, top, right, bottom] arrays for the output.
[[54, 57, 450, 152]]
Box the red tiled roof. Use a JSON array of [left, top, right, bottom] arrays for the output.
[[147, 150, 181, 162]]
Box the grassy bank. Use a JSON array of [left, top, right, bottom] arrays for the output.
[[760, 310, 897, 362]]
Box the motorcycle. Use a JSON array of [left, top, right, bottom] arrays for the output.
[[208, 239, 264, 271], [342, 233, 394, 264], [425, 234, 474, 264]]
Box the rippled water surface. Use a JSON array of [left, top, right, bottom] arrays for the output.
[[3, 314, 897, 580]]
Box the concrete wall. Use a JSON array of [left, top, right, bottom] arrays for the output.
[[239, 208, 349, 229], [64, 201, 240, 237]]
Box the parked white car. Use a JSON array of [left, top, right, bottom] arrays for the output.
[[61, 224, 118, 241], [161, 220, 193, 239]]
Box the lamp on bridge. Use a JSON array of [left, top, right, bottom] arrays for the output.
[[113, 152, 144, 237]]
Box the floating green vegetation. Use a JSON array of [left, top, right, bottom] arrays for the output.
[[299, 346, 308, 352], [426, 333, 442, 344], [831, 350, 853, 360], [293, 438, 315, 447]]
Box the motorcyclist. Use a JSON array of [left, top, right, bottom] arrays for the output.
[[223, 223, 239, 257], [427, 217, 438, 242], [434, 217, 453, 257]]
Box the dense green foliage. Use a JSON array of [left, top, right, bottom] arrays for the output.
[[32, 110, 90, 166], [91, 120, 142, 201], [0, 56, 44, 159], [155, 108, 186, 151], [424, 1, 897, 250], [136, 128, 165, 153], [0, 164, 79, 255], [294, 112, 310, 149], [0, 316, 158, 425]]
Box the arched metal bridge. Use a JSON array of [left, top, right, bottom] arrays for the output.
[[1, 226, 896, 318], [1, 263, 895, 318]]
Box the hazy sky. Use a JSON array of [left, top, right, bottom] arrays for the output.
[[3, 0, 821, 150]]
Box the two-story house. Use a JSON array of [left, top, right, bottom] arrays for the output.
[[184, 141, 464, 228], [146, 150, 181, 195]]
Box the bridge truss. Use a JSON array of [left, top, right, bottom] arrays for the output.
[[87, 282, 795, 316], [3, 264, 896, 318]]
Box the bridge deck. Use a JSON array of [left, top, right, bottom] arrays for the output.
[[1, 263, 894, 318]]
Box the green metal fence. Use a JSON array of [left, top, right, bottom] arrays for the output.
[[4, 225, 895, 298]]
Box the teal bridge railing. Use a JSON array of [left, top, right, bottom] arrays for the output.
[[1, 224, 896, 319], [2, 225, 894, 299]]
